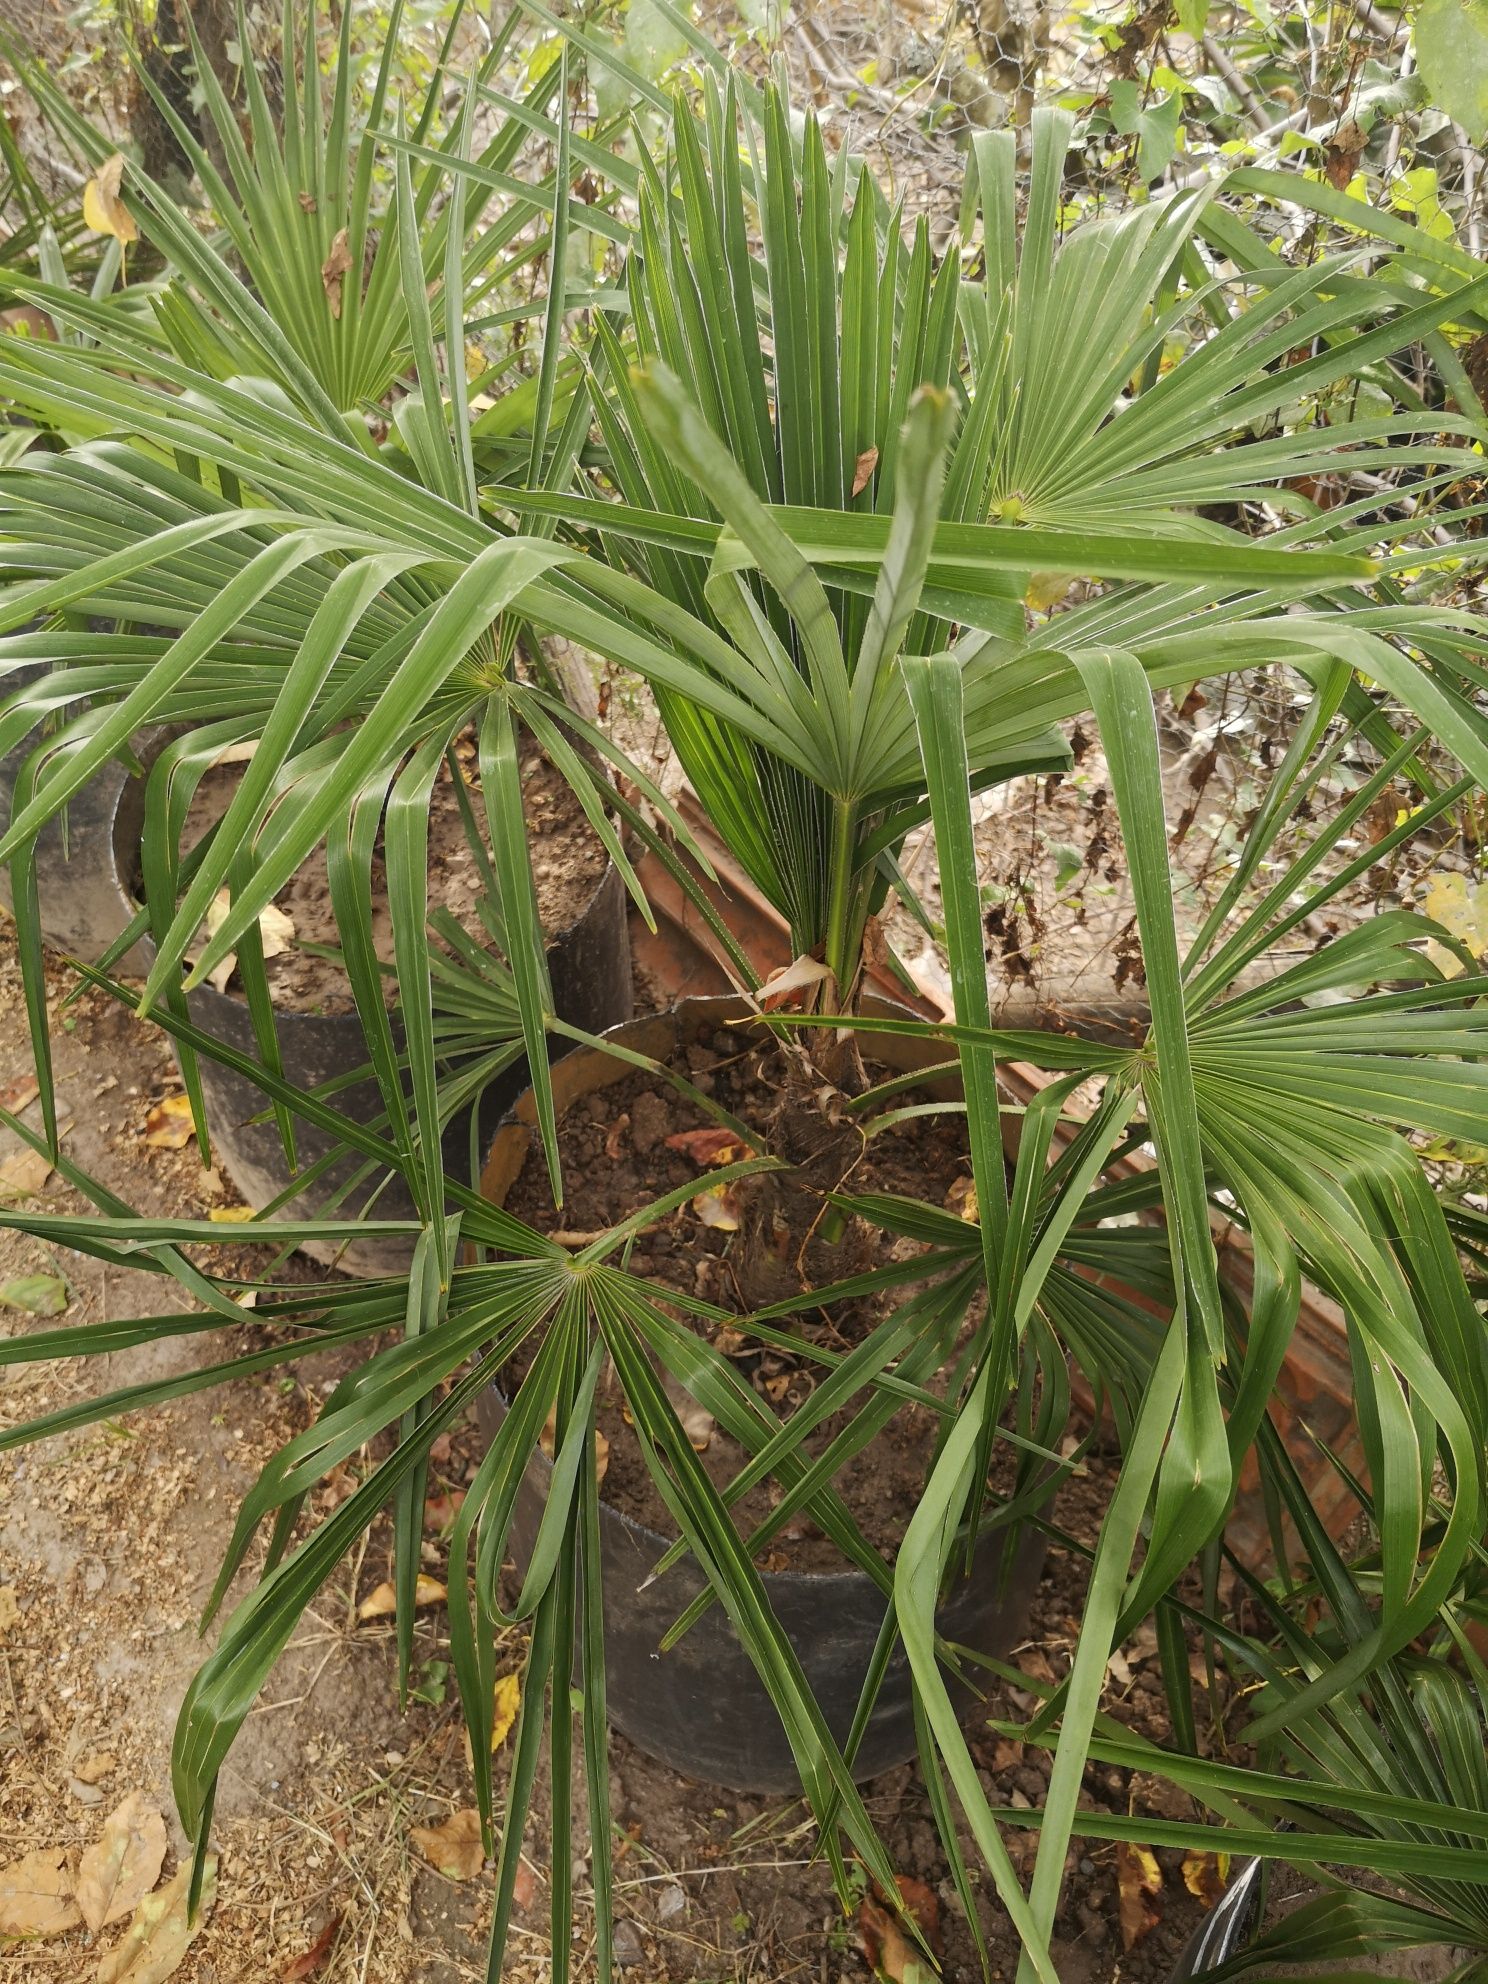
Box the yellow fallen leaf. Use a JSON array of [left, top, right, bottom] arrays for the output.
[[83, 153, 139, 245], [76, 1791, 167, 1933], [1422, 872, 1488, 976], [144, 1096, 195, 1150], [208, 1206, 256, 1223], [945, 1176, 978, 1224], [0, 1844, 82, 1939], [409, 1808, 484, 1881], [1180, 1847, 1228, 1907], [594, 1427, 609, 1487], [0, 1144, 53, 1196], [490, 1671, 521, 1751], [1025, 570, 1074, 612], [97, 1854, 217, 1984], [1115, 1840, 1163, 1952], [356, 1573, 446, 1623]]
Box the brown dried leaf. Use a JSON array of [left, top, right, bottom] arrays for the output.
[[1115, 1839, 1163, 1951], [511, 1858, 538, 1910], [857, 1875, 941, 1981], [423, 1490, 465, 1534], [143, 1096, 196, 1151], [74, 1752, 118, 1786], [1323, 117, 1366, 190], [320, 228, 353, 318], [280, 1913, 341, 1980], [77, 1792, 168, 1932], [1180, 1848, 1228, 1909], [851, 446, 879, 497], [410, 1808, 485, 1881], [97, 1854, 216, 1984], [593, 1427, 610, 1486], [0, 1075, 40, 1113], [0, 1144, 53, 1197], [356, 1574, 446, 1622], [0, 1584, 18, 1636], [83, 154, 139, 244], [0, 1845, 82, 1939]]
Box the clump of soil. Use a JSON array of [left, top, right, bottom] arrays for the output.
[[180, 733, 607, 1014], [502, 1017, 1010, 1570]]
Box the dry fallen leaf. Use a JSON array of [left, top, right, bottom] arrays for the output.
[[143, 1096, 196, 1151], [200, 890, 296, 995], [857, 1874, 941, 1982], [663, 1372, 715, 1452], [0, 1144, 53, 1197], [74, 1752, 118, 1786], [945, 1177, 979, 1225], [0, 1586, 18, 1637], [356, 1574, 446, 1622], [0, 1075, 40, 1114], [594, 1426, 610, 1486], [1180, 1847, 1228, 1908], [97, 1853, 217, 1984], [422, 1490, 466, 1534], [410, 1808, 485, 1881], [1423, 872, 1488, 977], [692, 1182, 742, 1232], [320, 228, 353, 318], [83, 154, 139, 245], [851, 446, 879, 498], [759, 952, 833, 1012], [280, 1913, 341, 1981], [1115, 1839, 1163, 1951], [0, 1844, 82, 1939], [664, 1126, 754, 1166], [491, 1670, 521, 1750], [207, 1206, 256, 1224], [511, 1858, 538, 1911], [77, 1792, 168, 1932]]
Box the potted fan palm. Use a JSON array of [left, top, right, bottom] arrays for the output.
[[1, 15, 1488, 1983]]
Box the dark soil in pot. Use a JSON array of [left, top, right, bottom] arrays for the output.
[[179, 738, 608, 1014], [480, 996, 1052, 1791], [156, 736, 631, 1275]]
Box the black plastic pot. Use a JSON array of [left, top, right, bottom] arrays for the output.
[[477, 996, 1050, 1793], [172, 861, 631, 1277], [85, 728, 633, 1275], [0, 668, 157, 975]]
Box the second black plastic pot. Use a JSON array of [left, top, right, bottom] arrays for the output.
[[0, 666, 158, 975], [95, 735, 634, 1275], [477, 995, 1050, 1793], [174, 860, 632, 1277]]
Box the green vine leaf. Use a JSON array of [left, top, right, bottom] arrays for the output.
[[1415, 0, 1488, 139]]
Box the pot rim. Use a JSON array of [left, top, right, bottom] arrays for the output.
[[480, 995, 1044, 1592]]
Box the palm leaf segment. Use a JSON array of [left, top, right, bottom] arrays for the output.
[[516, 79, 1488, 999]]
